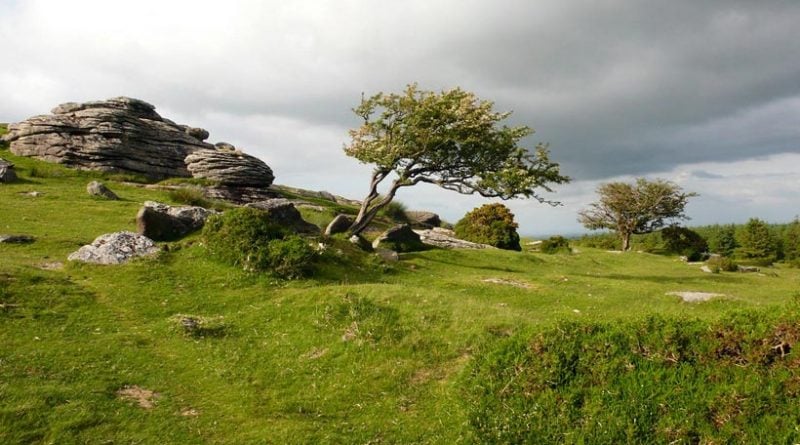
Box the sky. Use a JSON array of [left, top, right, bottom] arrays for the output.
[[1, 0, 799, 236]]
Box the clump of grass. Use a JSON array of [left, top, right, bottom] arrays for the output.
[[171, 314, 228, 338], [707, 255, 738, 273], [380, 199, 409, 223], [159, 177, 220, 187], [462, 311, 800, 444], [168, 186, 212, 207]]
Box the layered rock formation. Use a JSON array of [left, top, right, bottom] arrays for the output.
[[185, 149, 274, 187], [68, 231, 160, 264], [136, 201, 217, 241], [2, 97, 214, 179], [245, 199, 319, 234]]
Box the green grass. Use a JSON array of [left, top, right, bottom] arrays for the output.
[[2, 150, 800, 443]]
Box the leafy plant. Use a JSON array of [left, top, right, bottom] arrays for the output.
[[538, 236, 571, 254], [454, 203, 521, 251], [707, 255, 738, 273]]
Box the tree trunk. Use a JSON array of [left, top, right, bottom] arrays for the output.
[[348, 177, 402, 236], [621, 232, 632, 251]]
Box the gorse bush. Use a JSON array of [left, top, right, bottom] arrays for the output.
[[661, 225, 708, 261], [538, 236, 571, 254], [202, 208, 317, 278], [707, 255, 738, 273], [454, 203, 521, 251], [462, 311, 800, 444]]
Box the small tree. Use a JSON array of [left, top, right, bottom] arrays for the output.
[[578, 178, 697, 251], [736, 218, 776, 261], [707, 224, 738, 257], [344, 84, 569, 236], [784, 218, 800, 264]]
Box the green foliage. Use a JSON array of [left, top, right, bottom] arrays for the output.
[[736, 218, 777, 262], [538, 236, 571, 254], [707, 255, 738, 273], [579, 178, 697, 251], [462, 312, 800, 444], [379, 199, 408, 222], [704, 224, 738, 256], [343, 83, 568, 235], [661, 226, 708, 261], [575, 232, 620, 250], [454, 203, 521, 251], [784, 219, 800, 264], [202, 208, 316, 278]]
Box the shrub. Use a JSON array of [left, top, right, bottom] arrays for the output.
[[538, 236, 571, 254], [784, 218, 800, 264], [202, 208, 316, 278], [706, 255, 738, 273], [454, 203, 521, 251], [736, 218, 776, 263], [705, 224, 738, 256], [380, 199, 409, 222], [576, 233, 619, 250], [168, 186, 212, 208], [661, 226, 708, 261]]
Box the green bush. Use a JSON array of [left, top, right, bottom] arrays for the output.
[[380, 199, 409, 222], [661, 225, 708, 261], [462, 311, 800, 444], [576, 233, 619, 250], [784, 218, 800, 264], [202, 208, 317, 278], [538, 236, 571, 254], [454, 203, 521, 251], [705, 224, 738, 256], [706, 255, 738, 273]]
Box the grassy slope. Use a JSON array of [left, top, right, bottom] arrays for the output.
[[2, 147, 800, 443]]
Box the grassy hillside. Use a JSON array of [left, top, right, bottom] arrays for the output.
[[2, 147, 800, 443]]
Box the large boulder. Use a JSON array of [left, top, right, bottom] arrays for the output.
[[324, 214, 353, 236], [372, 224, 426, 253], [0, 158, 16, 183], [406, 211, 441, 228], [86, 181, 119, 200], [185, 148, 274, 188], [2, 97, 214, 179], [136, 201, 217, 241], [245, 199, 319, 234], [67, 231, 160, 264]]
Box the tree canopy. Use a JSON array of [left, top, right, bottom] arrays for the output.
[[344, 84, 569, 235], [578, 178, 697, 251]]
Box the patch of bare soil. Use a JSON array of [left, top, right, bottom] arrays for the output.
[[117, 385, 159, 409]]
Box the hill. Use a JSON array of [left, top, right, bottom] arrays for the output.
[[2, 138, 800, 443]]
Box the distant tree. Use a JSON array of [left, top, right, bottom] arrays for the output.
[[578, 178, 697, 251], [344, 84, 569, 236], [454, 203, 521, 251], [784, 218, 800, 263], [706, 224, 738, 257], [736, 218, 776, 260]]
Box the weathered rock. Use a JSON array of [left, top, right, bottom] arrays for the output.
[[86, 180, 119, 200], [203, 185, 279, 204], [3, 97, 214, 179], [0, 234, 35, 244], [245, 199, 319, 234], [136, 201, 217, 241], [738, 265, 760, 273], [185, 149, 274, 188], [67, 231, 159, 264], [406, 211, 441, 228], [349, 234, 373, 252], [269, 184, 361, 207], [372, 224, 425, 252], [0, 158, 16, 183], [325, 214, 353, 236], [415, 227, 493, 249]]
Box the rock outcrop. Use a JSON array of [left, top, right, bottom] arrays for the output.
[[406, 211, 441, 228], [372, 224, 426, 253], [86, 181, 119, 200], [3, 97, 214, 179], [245, 199, 319, 234], [67, 231, 159, 264], [185, 149, 274, 187], [415, 227, 493, 249], [324, 214, 353, 236], [0, 158, 16, 183], [136, 201, 217, 241]]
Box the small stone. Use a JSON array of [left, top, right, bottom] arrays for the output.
[[86, 181, 119, 200], [68, 231, 159, 264]]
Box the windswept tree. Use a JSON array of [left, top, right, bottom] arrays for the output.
[[578, 178, 697, 251], [344, 84, 569, 236]]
